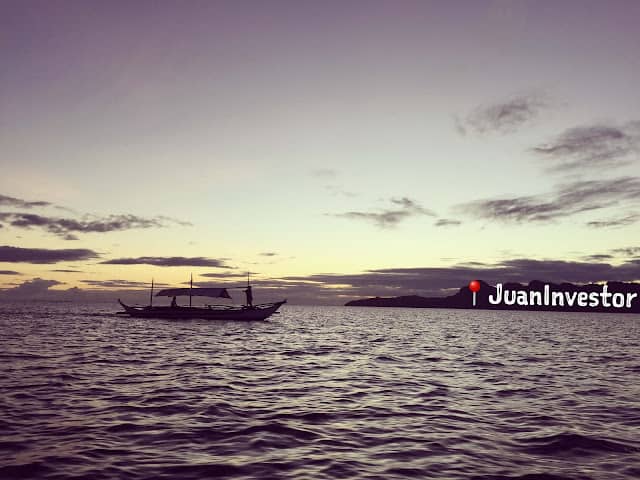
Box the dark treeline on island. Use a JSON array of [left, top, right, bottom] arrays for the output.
[[345, 280, 640, 314]]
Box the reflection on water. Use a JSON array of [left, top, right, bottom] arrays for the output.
[[1, 303, 640, 479]]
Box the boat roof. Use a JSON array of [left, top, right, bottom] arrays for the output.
[[156, 287, 232, 298]]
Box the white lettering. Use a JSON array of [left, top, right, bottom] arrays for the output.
[[601, 284, 611, 307], [544, 284, 549, 304], [488, 283, 503, 305], [530, 290, 542, 305], [552, 291, 563, 306], [517, 291, 528, 305], [577, 292, 588, 307], [481, 283, 638, 310], [612, 293, 625, 308]]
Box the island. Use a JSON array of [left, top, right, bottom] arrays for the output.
[[345, 280, 640, 314]]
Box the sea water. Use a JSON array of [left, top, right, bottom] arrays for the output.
[[1, 303, 639, 479]]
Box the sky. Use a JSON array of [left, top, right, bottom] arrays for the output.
[[1, 0, 640, 304]]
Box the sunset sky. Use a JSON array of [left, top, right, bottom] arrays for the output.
[[2, 0, 640, 304]]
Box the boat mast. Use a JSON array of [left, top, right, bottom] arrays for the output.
[[150, 278, 154, 307], [189, 273, 193, 307]]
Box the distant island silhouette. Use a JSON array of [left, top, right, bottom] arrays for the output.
[[345, 280, 640, 314]]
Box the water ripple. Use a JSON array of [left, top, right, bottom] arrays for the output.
[[1, 304, 640, 479]]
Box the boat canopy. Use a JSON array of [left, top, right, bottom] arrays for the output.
[[156, 288, 232, 299]]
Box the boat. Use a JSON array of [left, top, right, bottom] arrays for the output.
[[117, 279, 286, 320]]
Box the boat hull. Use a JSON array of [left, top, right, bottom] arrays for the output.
[[118, 300, 286, 320]]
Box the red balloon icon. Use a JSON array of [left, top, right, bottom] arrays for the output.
[[469, 280, 480, 307], [469, 280, 481, 292]]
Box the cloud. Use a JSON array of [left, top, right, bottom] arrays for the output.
[[586, 213, 640, 228], [0, 270, 20, 275], [50, 269, 83, 273], [0, 212, 189, 240], [434, 218, 462, 227], [0, 194, 192, 240], [1, 278, 63, 296], [158, 216, 193, 227], [0, 194, 51, 209], [324, 185, 357, 198], [311, 168, 338, 179], [330, 197, 436, 228], [458, 176, 640, 223], [100, 256, 231, 268], [259, 252, 277, 257], [533, 121, 640, 171], [311, 169, 358, 198], [0, 245, 98, 263], [457, 93, 548, 135]]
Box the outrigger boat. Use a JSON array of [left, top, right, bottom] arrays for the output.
[[117, 276, 286, 320]]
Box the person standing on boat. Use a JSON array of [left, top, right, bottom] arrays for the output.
[[171, 296, 177, 308], [244, 285, 253, 307]]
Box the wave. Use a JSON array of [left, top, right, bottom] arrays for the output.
[[518, 432, 639, 456]]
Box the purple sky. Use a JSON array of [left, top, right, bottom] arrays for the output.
[[1, 1, 640, 303]]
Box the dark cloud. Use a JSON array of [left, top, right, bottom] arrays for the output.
[[533, 121, 640, 171], [434, 218, 462, 227], [582, 254, 614, 262], [50, 269, 83, 273], [260, 252, 277, 257], [200, 272, 249, 279], [0, 212, 188, 240], [330, 197, 436, 228], [0, 194, 51, 209], [458, 177, 640, 223], [281, 257, 640, 298], [0, 270, 20, 275], [586, 213, 639, 228], [81, 279, 168, 289], [457, 93, 547, 135], [196, 259, 631, 305], [582, 247, 640, 262], [189, 278, 349, 304], [612, 247, 640, 257], [0, 245, 98, 264], [3, 257, 640, 305], [100, 256, 231, 268]]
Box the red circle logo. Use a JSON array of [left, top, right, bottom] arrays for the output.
[[469, 280, 481, 293]]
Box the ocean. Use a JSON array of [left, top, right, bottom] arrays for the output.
[[1, 303, 639, 479]]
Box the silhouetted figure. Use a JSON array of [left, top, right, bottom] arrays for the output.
[[171, 296, 177, 308], [244, 285, 253, 307]]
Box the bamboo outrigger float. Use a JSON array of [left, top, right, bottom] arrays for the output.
[[117, 274, 286, 320]]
